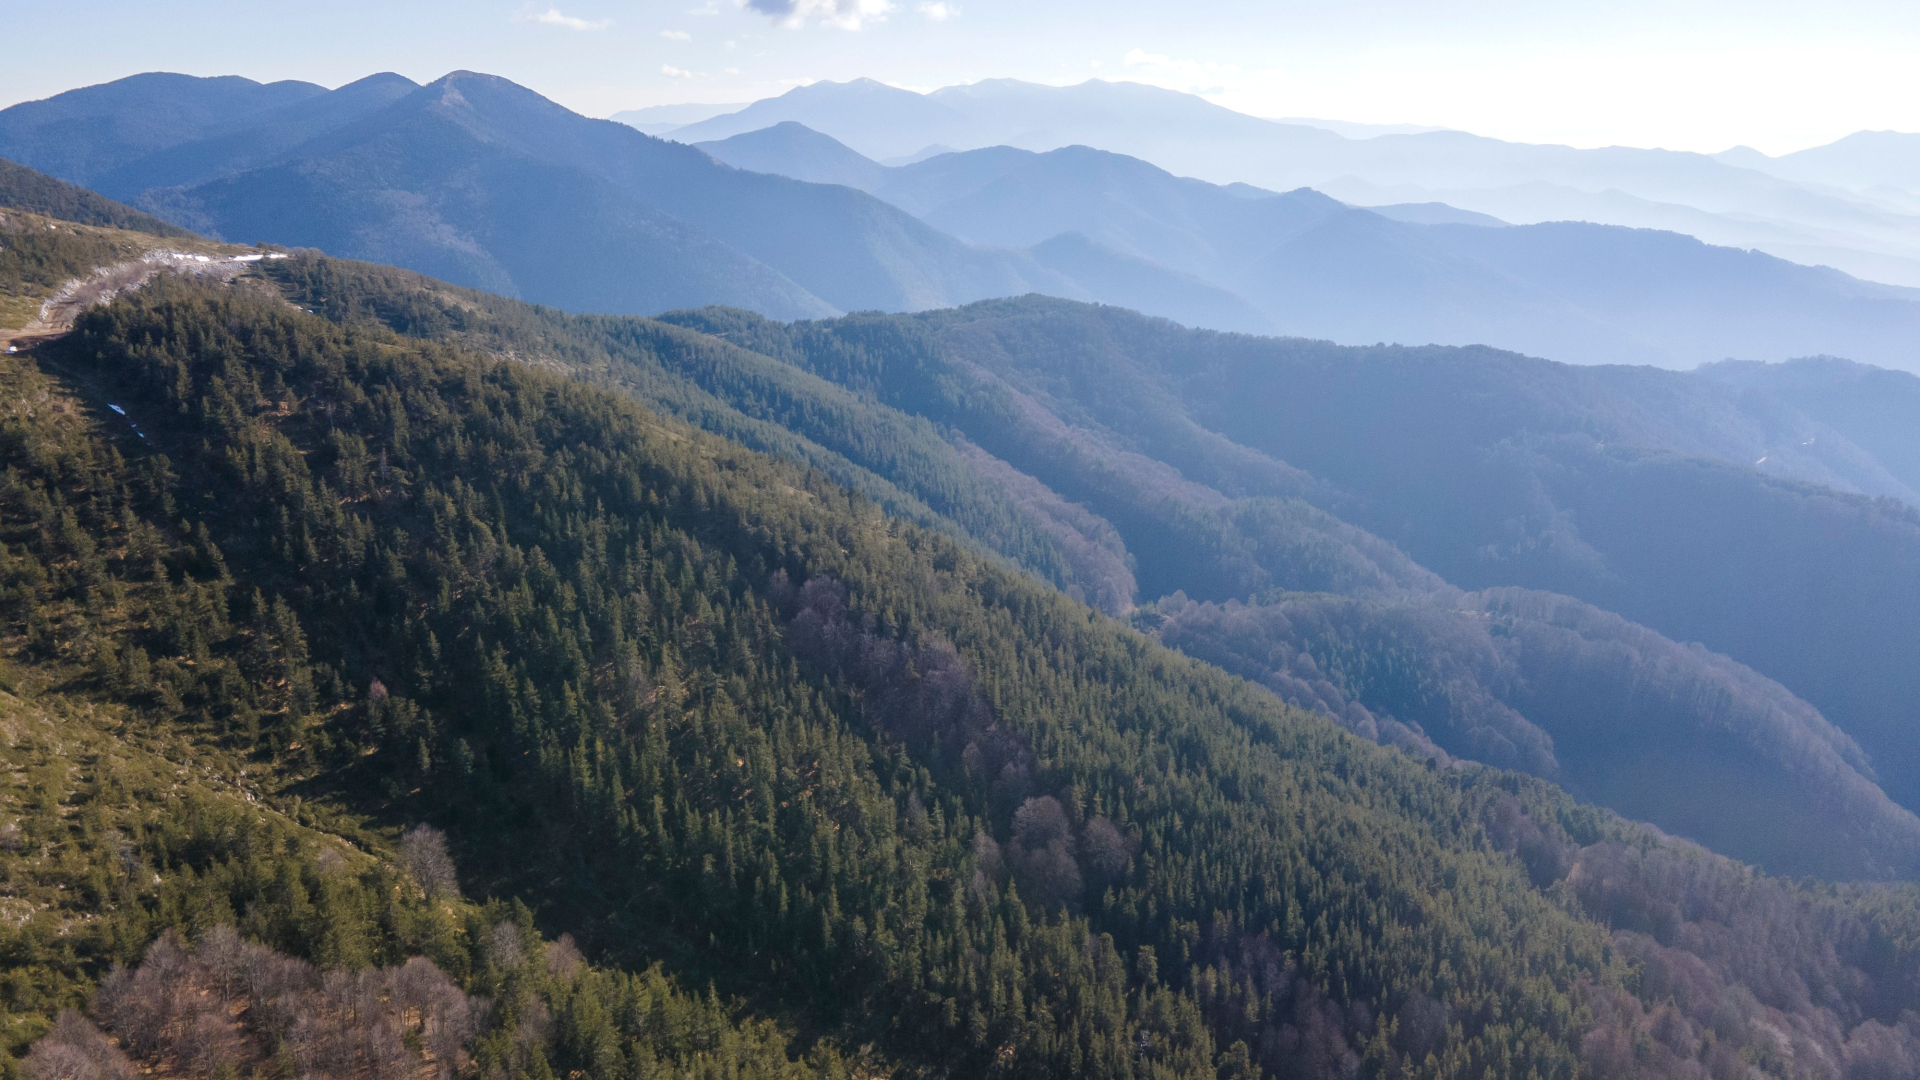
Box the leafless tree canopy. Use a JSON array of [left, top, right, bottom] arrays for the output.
[[91, 927, 477, 1080], [22, 1011, 137, 1080], [401, 823, 460, 898]]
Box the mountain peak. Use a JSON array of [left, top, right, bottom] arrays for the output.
[[696, 121, 885, 190]]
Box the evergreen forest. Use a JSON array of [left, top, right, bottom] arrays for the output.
[[2, 181, 1920, 1080]]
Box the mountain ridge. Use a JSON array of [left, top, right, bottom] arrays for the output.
[[667, 76, 1920, 289], [699, 122, 1920, 369]]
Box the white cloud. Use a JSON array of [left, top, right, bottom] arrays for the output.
[[744, 0, 894, 30], [661, 28, 691, 40], [516, 6, 611, 30], [918, 1, 955, 20], [662, 65, 702, 79], [687, 0, 721, 12], [1122, 48, 1240, 94], [723, 66, 742, 74]]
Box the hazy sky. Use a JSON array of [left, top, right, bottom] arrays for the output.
[[7, 0, 1920, 154]]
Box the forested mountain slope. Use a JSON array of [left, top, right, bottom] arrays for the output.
[[1107, 316, 1920, 812], [896, 300, 1920, 814], [1697, 357, 1920, 497], [6, 212, 1920, 1078], [652, 299, 1920, 876], [202, 250, 1920, 882], [0, 158, 193, 239]]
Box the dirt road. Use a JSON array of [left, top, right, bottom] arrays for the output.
[[1, 250, 286, 353]]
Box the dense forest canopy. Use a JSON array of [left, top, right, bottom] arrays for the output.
[[112, 248, 1906, 884], [2, 198, 1920, 1079], [646, 297, 1920, 868], [0, 159, 193, 240]]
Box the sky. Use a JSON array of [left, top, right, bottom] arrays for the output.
[[6, 0, 1920, 155]]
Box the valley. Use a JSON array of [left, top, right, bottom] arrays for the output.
[[4, 53, 1920, 1080]]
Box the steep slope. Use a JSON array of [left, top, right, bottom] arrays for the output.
[[775, 297, 1920, 818], [6, 267, 1614, 1080], [661, 299, 1920, 878], [259, 254, 1122, 610], [1144, 588, 1917, 879], [243, 250, 1920, 878], [0, 331, 850, 1079], [264, 247, 1920, 878]]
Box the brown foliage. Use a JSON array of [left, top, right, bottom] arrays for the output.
[[21, 1012, 137, 1080], [90, 928, 477, 1080]]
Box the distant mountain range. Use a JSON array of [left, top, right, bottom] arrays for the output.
[[0, 71, 1275, 330], [697, 121, 1920, 368], [661, 77, 1920, 291], [1718, 131, 1920, 200], [11, 70, 1920, 369], [611, 100, 750, 135]]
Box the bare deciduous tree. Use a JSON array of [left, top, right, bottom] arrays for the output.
[[22, 1012, 137, 1080], [400, 823, 459, 898], [44, 927, 478, 1080]]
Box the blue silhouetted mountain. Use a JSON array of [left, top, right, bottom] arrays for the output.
[[22, 71, 1920, 366], [1025, 232, 1275, 334], [89, 72, 421, 198], [101, 72, 1108, 318], [2, 70, 1299, 328], [704, 126, 1920, 369], [1719, 130, 1920, 193], [692, 120, 890, 191], [1368, 201, 1510, 226], [0, 72, 328, 186], [674, 77, 1920, 290], [671, 77, 981, 160]]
